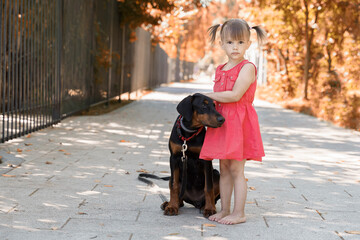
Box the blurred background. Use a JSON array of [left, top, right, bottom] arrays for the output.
[[1, 0, 359, 143]]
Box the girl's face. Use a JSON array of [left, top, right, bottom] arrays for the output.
[[220, 35, 251, 62]]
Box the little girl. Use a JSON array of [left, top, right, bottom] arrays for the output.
[[200, 19, 266, 225]]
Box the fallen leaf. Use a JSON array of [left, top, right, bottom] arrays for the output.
[[58, 149, 66, 152], [245, 178, 249, 181], [26, 134, 31, 138], [2, 174, 16, 177], [203, 223, 216, 227], [51, 227, 58, 230], [104, 185, 113, 187], [94, 180, 101, 183], [16, 148, 23, 153], [169, 233, 179, 236], [45, 161, 52, 164], [77, 212, 88, 215], [246, 201, 255, 204], [345, 231, 360, 235], [249, 187, 256, 190], [24, 143, 32, 146], [160, 171, 169, 173], [120, 140, 129, 143], [64, 153, 71, 155], [136, 169, 149, 173]]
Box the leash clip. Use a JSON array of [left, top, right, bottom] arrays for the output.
[[181, 140, 188, 162]]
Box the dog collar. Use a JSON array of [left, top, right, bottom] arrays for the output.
[[176, 116, 204, 142], [180, 116, 197, 133]]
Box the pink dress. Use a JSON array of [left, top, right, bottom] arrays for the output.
[[200, 60, 265, 161]]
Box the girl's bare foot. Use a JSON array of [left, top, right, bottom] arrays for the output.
[[208, 210, 229, 222], [218, 214, 246, 225]]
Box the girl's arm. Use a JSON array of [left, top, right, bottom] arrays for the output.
[[205, 63, 255, 103]]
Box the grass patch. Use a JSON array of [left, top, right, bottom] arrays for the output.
[[76, 99, 134, 116]]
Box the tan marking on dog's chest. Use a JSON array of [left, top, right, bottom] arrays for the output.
[[169, 140, 182, 154], [170, 140, 202, 155], [188, 146, 202, 154]]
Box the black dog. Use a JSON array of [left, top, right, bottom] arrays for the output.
[[160, 93, 225, 217]]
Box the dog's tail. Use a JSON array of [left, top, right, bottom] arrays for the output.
[[138, 173, 168, 203], [138, 173, 170, 181]]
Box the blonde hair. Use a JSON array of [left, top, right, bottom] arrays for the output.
[[208, 19, 267, 46]]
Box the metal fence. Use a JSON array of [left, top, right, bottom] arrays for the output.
[[1, 0, 194, 143], [0, 0, 61, 143]]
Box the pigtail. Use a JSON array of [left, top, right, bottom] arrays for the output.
[[251, 25, 267, 46], [207, 24, 222, 44]]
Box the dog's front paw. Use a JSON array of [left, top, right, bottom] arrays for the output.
[[164, 205, 179, 216], [203, 208, 216, 218], [161, 201, 169, 210]]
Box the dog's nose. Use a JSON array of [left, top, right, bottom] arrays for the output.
[[217, 116, 225, 124]]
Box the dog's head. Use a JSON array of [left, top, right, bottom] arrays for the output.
[[176, 93, 225, 128]]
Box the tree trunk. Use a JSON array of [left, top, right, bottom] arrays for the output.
[[303, 0, 310, 100]]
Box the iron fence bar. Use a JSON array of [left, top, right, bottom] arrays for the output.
[[0, 0, 3, 142], [35, 0, 39, 131], [52, 0, 56, 124], [33, 0, 37, 131], [15, 0, 19, 137], [47, 0, 51, 127], [56, 0, 61, 121], [14, 0, 18, 138], [49, 0, 52, 126], [45, 0, 48, 126], [41, 0, 44, 128], [29, 0, 33, 133], [25, 0, 29, 134], [8, 0, 13, 140], [38, 0, 42, 128], [19, 0, 23, 137], [50, 0, 54, 125], [19, 0, 23, 136], [39, 0, 43, 129], [31, 0, 35, 132], [18, 0, 22, 137]]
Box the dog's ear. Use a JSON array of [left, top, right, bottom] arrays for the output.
[[176, 95, 193, 121]]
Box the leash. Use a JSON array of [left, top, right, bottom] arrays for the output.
[[179, 140, 188, 199], [176, 115, 204, 199]]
